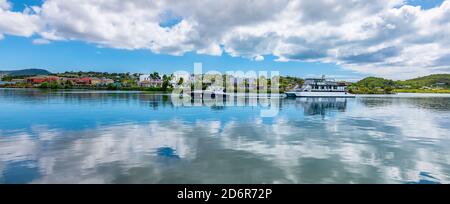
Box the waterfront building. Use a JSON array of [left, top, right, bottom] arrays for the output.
[[27, 76, 59, 84], [75, 77, 92, 85], [11, 79, 27, 84], [139, 74, 163, 87]]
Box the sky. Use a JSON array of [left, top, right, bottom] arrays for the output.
[[0, 0, 449, 80]]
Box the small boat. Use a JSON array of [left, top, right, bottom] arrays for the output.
[[285, 75, 355, 98]]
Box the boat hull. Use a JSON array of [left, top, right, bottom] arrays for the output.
[[285, 91, 356, 98], [285, 92, 298, 98]]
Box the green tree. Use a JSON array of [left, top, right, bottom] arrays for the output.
[[107, 83, 118, 90], [162, 74, 172, 91], [64, 80, 74, 89], [150, 72, 160, 80], [39, 82, 49, 89], [384, 86, 393, 94], [177, 77, 184, 86]]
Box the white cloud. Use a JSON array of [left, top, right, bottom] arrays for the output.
[[0, 0, 10, 10], [0, 0, 40, 37], [254, 55, 264, 61], [0, 0, 450, 78], [32, 38, 50, 45]]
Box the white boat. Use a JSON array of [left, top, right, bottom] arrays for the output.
[[285, 75, 355, 98]]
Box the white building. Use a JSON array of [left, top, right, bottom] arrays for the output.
[[139, 74, 151, 82], [139, 74, 163, 87]]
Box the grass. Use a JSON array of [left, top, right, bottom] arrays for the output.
[[394, 89, 450, 93]]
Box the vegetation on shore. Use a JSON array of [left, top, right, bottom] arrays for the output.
[[393, 88, 450, 93], [1, 70, 176, 91], [350, 74, 450, 94], [349, 77, 395, 94], [2, 69, 449, 94], [279, 76, 304, 92], [1, 70, 305, 93], [397, 74, 450, 88]]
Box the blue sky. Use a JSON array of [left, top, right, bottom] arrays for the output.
[[0, 35, 358, 79], [0, 0, 448, 80], [407, 0, 444, 8], [9, 0, 41, 11]]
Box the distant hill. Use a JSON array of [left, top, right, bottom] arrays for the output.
[[397, 74, 450, 88], [350, 74, 450, 94], [354, 77, 396, 88], [0, 69, 52, 77], [353, 74, 450, 88]]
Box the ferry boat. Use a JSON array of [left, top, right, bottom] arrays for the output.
[[285, 76, 355, 98]]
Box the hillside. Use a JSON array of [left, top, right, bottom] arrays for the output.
[[0, 69, 52, 77], [279, 76, 304, 92], [397, 74, 450, 88], [349, 77, 395, 94], [350, 74, 450, 94], [354, 77, 396, 88]]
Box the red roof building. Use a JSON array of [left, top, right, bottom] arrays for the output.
[[27, 76, 60, 84], [76, 77, 92, 85], [28, 77, 48, 84], [47, 76, 59, 82]]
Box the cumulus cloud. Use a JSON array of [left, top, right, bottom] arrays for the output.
[[1, 0, 450, 78], [0, 0, 40, 37]]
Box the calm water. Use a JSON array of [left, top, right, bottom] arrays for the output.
[[1, 89, 450, 184]]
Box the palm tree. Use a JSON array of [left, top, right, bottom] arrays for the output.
[[150, 72, 160, 80], [162, 74, 172, 90], [177, 77, 184, 86]]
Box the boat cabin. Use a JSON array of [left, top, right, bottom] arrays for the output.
[[302, 77, 347, 92]]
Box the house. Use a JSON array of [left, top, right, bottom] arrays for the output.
[[398, 85, 412, 89], [75, 77, 92, 85], [61, 77, 78, 84], [139, 74, 163, 87], [27, 76, 60, 84], [101, 78, 114, 85], [433, 82, 447, 88], [90, 78, 102, 86], [90, 78, 114, 86], [27, 76, 48, 84], [47, 76, 59, 82], [139, 74, 149, 82], [11, 79, 27, 84], [140, 79, 163, 87]]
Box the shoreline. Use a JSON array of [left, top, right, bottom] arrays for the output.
[[2, 87, 450, 96]]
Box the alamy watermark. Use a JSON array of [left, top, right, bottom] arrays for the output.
[[170, 63, 280, 117]]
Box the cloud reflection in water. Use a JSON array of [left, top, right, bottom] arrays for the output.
[[0, 90, 449, 183]]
